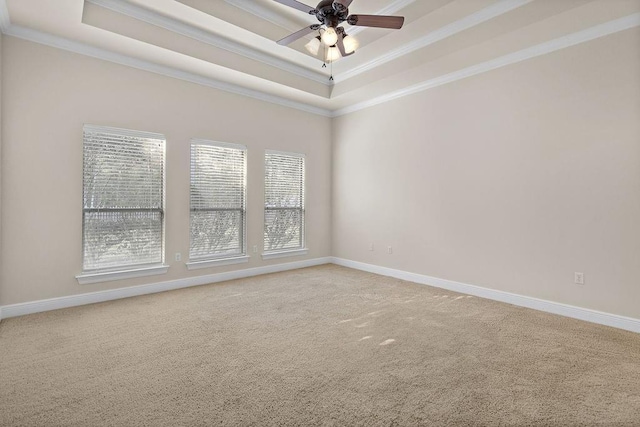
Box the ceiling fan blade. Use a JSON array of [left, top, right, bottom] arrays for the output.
[[273, 0, 316, 14], [277, 25, 319, 45], [336, 30, 354, 57], [347, 14, 405, 29]]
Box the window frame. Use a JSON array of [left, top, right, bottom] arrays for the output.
[[262, 150, 307, 259], [187, 139, 249, 270], [76, 124, 168, 284]]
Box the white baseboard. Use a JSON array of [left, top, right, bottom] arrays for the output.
[[3, 256, 639, 335], [0, 257, 331, 320], [331, 257, 640, 334]]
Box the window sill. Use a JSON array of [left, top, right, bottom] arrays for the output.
[[186, 255, 250, 270], [76, 264, 170, 285], [261, 248, 309, 260]]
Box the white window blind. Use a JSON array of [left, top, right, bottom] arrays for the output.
[[82, 125, 165, 272], [264, 151, 305, 252], [190, 141, 247, 260]]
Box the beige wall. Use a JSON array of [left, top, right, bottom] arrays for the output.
[[0, 36, 332, 305], [2, 28, 639, 321], [0, 31, 3, 306], [332, 28, 640, 319]]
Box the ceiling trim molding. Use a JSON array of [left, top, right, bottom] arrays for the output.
[[375, 0, 417, 15], [3, 24, 333, 117], [2, 6, 638, 119], [336, 0, 533, 82], [333, 13, 640, 117], [0, 0, 11, 33], [88, 0, 330, 85], [224, 0, 304, 31]]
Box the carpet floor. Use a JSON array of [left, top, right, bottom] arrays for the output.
[[1, 265, 640, 426]]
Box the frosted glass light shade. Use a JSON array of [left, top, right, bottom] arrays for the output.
[[325, 46, 341, 63], [342, 35, 359, 54], [320, 27, 338, 46], [305, 37, 321, 56]]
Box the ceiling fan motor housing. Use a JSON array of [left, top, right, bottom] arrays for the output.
[[313, 0, 349, 28]]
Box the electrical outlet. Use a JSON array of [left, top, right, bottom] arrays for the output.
[[387, 246, 393, 254], [175, 253, 181, 262], [574, 272, 584, 285], [253, 245, 258, 253], [369, 243, 374, 251]]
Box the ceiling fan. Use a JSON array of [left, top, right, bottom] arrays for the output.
[[274, 0, 405, 62]]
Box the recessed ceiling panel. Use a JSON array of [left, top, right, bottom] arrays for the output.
[[3, 0, 639, 115]]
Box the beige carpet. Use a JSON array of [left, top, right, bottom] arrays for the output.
[[1, 265, 640, 426]]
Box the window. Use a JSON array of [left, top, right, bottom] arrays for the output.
[[189, 140, 247, 265], [264, 151, 306, 256], [81, 125, 165, 275]]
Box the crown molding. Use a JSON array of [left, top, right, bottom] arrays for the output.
[[88, 0, 330, 85], [375, 0, 417, 16], [225, 0, 305, 31], [333, 12, 640, 116], [335, 0, 533, 82], [3, 24, 333, 117], [0, 0, 10, 33], [1, 4, 638, 119]]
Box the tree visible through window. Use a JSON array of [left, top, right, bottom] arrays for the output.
[[82, 125, 165, 272], [190, 141, 247, 260], [264, 151, 305, 252]]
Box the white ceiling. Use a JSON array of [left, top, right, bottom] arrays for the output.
[[2, 0, 640, 116]]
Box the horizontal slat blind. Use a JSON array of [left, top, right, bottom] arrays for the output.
[[82, 125, 165, 271], [190, 142, 246, 259], [264, 152, 305, 252]]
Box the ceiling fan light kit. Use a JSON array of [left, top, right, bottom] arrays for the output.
[[275, 0, 404, 65], [342, 33, 358, 54], [305, 36, 322, 55], [320, 27, 338, 46], [325, 46, 341, 63]]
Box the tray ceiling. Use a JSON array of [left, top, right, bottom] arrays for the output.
[[2, 0, 640, 116]]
